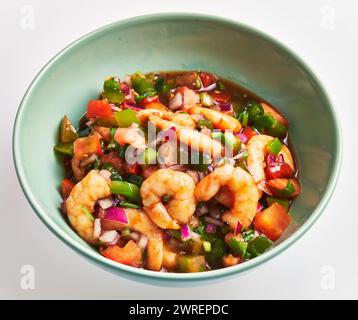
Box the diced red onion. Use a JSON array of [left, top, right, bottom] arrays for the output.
[[266, 154, 277, 166], [137, 235, 149, 250], [110, 105, 121, 112], [219, 103, 233, 112], [169, 92, 183, 110], [86, 119, 95, 127], [196, 82, 216, 92], [104, 207, 128, 224], [168, 164, 189, 172], [257, 181, 273, 196], [235, 221, 243, 235], [209, 206, 221, 219], [93, 218, 102, 239], [80, 154, 97, 167], [99, 230, 119, 245], [204, 216, 224, 227], [130, 232, 140, 241], [257, 203, 263, 212], [181, 224, 191, 240], [120, 83, 130, 96], [163, 232, 171, 241], [99, 169, 112, 182], [236, 132, 248, 144], [98, 197, 114, 210], [205, 223, 216, 234], [207, 164, 214, 173], [197, 204, 209, 216], [123, 101, 144, 110]]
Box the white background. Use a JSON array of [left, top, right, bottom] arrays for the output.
[[1, 0, 357, 299]]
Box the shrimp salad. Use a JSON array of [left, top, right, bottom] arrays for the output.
[[54, 71, 300, 272]]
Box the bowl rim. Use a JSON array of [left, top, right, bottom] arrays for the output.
[[13, 12, 342, 283]]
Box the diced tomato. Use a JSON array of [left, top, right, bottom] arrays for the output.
[[265, 154, 293, 180], [87, 99, 113, 119], [101, 240, 142, 267], [74, 135, 102, 160], [138, 95, 159, 107], [239, 126, 257, 143], [199, 72, 216, 88], [254, 203, 291, 241], [61, 179, 75, 199], [265, 162, 293, 180], [124, 162, 141, 175], [100, 151, 124, 172], [210, 91, 231, 104], [92, 126, 111, 142], [267, 178, 301, 198]]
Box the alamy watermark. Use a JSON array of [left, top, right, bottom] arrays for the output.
[[20, 265, 35, 290], [20, 5, 35, 30]]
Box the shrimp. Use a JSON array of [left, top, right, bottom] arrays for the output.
[[171, 112, 196, 128], [114, 125, 146, 149], [188, 106, 242, 133], [137, 109, 196, 128], [118, 208, 164, 271], [246, 134, 295, 188], [149, 115, 223, 158], [140, 169, 197, 229], [169, 86, 199, 110], [195, 164, 259, 229], [66, 170, 111, 244]]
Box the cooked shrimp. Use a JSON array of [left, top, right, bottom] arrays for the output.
[[215, 184, 263, 207], [140, 169, 197, 229], [162, 246, 178, 270], [119, 208, 164, 271], [137, 109, 169, 122], [247, 134, 294, 187], [114, 125, 146, 149], [66, 170, 111, 244], [169, 86, 199, 110], [137, 108, 195, 128], [188, 106, 241, 133], [195, 164, 259, 229], [149, 115, 223, 158], [171, 112, 196, 128]]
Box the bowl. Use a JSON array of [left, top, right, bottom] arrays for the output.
[[13, 13, 341, 285]]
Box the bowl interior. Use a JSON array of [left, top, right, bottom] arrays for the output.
[[14, 14, 340, 283]]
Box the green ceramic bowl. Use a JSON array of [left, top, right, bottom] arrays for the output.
[[13, 13, 341, 285]]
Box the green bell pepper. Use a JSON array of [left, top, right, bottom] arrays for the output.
[[119, 201, 140, 209], [54, 142, 74, 156], [60, 115, 78, 144], [266, 138, 282, 155], [115, 109, 140, 128], [227, 238, 248, 257], [177, 255, 206, 273], [102, 77, 125, 104], [102, 163, 123, 181], [197, 119, 214, 130], [110, 180, 140, 202], [199, 92, 214, 107], [247, 236, 273, 257], [131, 72, 156, 95], [126, 175, 144, 186]]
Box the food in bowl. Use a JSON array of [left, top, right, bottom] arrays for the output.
[[54, 71, 301, 273]]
